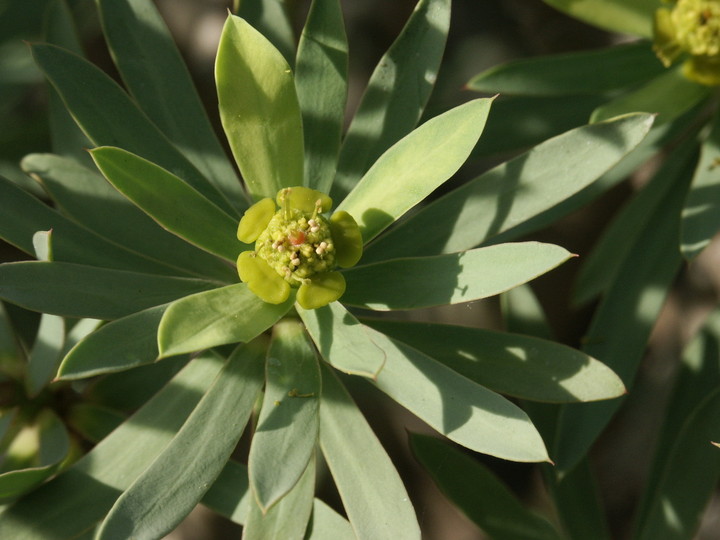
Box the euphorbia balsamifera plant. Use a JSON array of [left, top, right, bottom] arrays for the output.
[[0, 0, 653, 538]]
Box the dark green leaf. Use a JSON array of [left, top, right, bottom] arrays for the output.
[[97, 0, 248, 213], [0, 261, 215, 319], [542, 0, 658, 37], [25, 313, 64, 396], [65, 403, 126, 443], [296, 0, 348, 194], [332, 0, 450, 200], [236, 0, 295, 66], [411, 434, 562, 540]]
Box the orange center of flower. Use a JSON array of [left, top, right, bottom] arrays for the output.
[[289, 230, 306, 246]]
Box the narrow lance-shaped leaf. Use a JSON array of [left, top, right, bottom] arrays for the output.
[[365, 319, 625, 403], [337, 98, 492, 243], [90, 146, 242, 262], [411, 434, 563, 540], [58, 304, 169, 380], [363, 113, 654, 262], [542, 0, 658, 38], [22, 153, 236, 282], [244, 458, 315, 540], [97, 341, 266, 540], [298, 302, 386, 378], [235, 0, 296, 66], [295, 0, 348, 194], [216, 15, 304, 201], [319, 363, 420, 540], [467, 41, 664, 96], [158, 283, 294, 357], [30, 43, 237, 216], [0, 261, 215, 320], [682, 107, 720, 259], [97, 0, 248, 212], [342, 242, 573, 311], [0, 352, 224, 539], [25, 312, 64, 397], [332, 0, 450, 200], [248, 320, 320, 511]]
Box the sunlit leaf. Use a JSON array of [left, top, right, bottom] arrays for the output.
[[158, 283, 294, 357], [542, 0, 658, 37], [337, 98, 492, 243], [216, 15, 304, 201], [332, 0, 450, 200]]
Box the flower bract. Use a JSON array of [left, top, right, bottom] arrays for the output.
[[237, 186, 362, 309]]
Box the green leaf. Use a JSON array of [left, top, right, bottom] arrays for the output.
[[591, 66, 711, 125], [236, 0, 296, 66], [244, 458, 315, 540], [542, 0, 659, 37], [295, 0, 348, 193], [0, 261, 215, 320], [0, 352, 223, 539], [635, 387, 720, 540], [553, 149, 690, 474], [58, 304, 168, 380], [249, 321, 320, 511], [682, 108, 720, 259], [90, 147, 242, 262], [365, 319, 625, 403], [200, 459, 251, 525], [319, 363, 420, 540], [97, 0, 248, 213], [44, 0, 92, 163], [216, 14, 304, 201], [0, 174, 194, 276], [65, 403, 125, 444], [25, 313, 64, 396], [369, 334, 549, 462], [157, 283, 294, 357], [22, 153, 236, 282], [332, 0, 450, 200], [363, 113, 654, 262], [97, 342, 265, 540], [574, 137, 698, 304], [411, 434, 562, 540], [0, 409, 71, 500], [342, 242, 573, 310], [467, 41, 664, 96], [30, 43, 238, 216], [305, 499, 356, 540], [337, 98, 493, 243], [297, 302, 386, 378]]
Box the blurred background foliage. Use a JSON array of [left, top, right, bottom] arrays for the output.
[[0, 0, 718, 538]]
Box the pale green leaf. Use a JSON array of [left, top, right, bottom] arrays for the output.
[[305, 499, 356, 540], [297, 302, 385, 378], [30, 43, 237, 215], [22, 153, 235, 282], [244, 458, 315, 540], [542, 0, 659, 37], [591, 67, 710, 125], [158, 283, 294, 357], [249, 321, 320, 511], [411, 434, 562, 540], [366, 319, 625, 403], [363, 113, 654, 261], [332, 0, 450, 200], [342, 242, 573, 310], [296, 0, 348, 193], [58, 305, 168, 380], [319, 363, 420, 540], [236, 0, 296, 65], [97, 342, 265, 540], [25, 313, 64, 396], [0, 261, 215, 320], [97, 0, 249, 212], [467, 41, 664, 96], [216, 14, 304, 201], [337, 98, 492, 243], [0, 352, 224, 539], [90, 146, 242, 262]]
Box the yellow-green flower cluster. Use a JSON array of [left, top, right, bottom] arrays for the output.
[[654, 0, 720, 85], [237, 187, 363, 309]]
